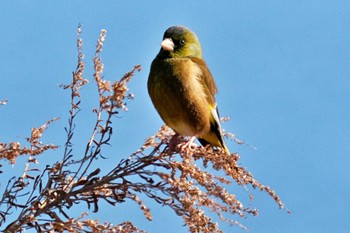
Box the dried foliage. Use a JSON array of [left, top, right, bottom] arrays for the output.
[[0, 118, 59, 165], [0, 26, 284, 233]]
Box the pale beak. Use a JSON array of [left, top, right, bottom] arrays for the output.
[[160, 38, 174, 51]]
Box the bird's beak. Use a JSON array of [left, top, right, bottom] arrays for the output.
[[160, 38, 174, 51]]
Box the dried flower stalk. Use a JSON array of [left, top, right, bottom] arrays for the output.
[[0, 26, 284, 233]]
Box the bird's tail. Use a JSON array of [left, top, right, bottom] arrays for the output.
[[198, 137, 230, 154], [198, 105, 230, 154]]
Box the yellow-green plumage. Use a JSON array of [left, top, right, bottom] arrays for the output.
[[148, 26, 229, 153]]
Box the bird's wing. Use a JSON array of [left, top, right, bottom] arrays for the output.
[[191, 57, 229, 152], [190, 57, 218, 105]]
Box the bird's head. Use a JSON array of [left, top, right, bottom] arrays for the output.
[[158, 26, 202, 59]]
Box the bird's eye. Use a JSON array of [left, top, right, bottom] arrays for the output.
[[179, 39, 185, 45]]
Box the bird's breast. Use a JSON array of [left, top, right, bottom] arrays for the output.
[[148, 58, 211, 137]]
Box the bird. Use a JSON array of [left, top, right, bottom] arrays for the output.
[[147, 26, 229, 153]]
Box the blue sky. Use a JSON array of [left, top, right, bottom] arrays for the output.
[[1, 1, 350, 232]]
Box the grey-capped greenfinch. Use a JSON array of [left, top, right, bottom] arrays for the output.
[[148, 26, 229, 153]]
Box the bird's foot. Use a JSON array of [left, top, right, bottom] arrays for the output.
[[169, 134, 198, 154], [179, 136, 197, 153]]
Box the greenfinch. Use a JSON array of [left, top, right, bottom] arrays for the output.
[[148, 26, 229, 153]]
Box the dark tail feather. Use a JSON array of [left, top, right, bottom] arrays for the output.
[[198, 137, 229, 154], [198, 106, 230, 153], [198, 138, 210, 147]]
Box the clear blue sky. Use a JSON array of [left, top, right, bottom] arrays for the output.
[[1, 1, 349, 233]]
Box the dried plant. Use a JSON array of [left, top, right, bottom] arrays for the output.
[[0, 26, 284, 233]]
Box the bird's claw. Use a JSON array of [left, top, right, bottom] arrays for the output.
[[179, 136, 197, 153]]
